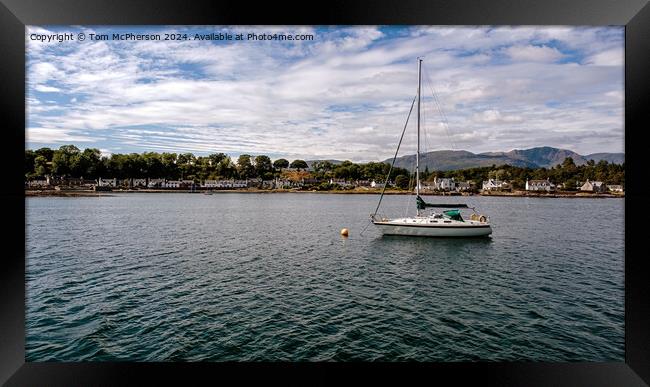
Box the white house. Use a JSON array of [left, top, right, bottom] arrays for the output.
[[163, 180, 181, 188], [607, 185, 623, 192], [131, 178, 147, 188], [581, 180, 606, 193], [27, 179, 49, 187], [371, 180, 386, 188], [356, 180, 371, 187], [526, 179, 556, 191], [433, 177, 455, 191], [98, 177, 117, 187], [202, 179, 219, 188], [148, 178, 165, 188], [329, 178, 352, 187], [482, 179, 508, 191]]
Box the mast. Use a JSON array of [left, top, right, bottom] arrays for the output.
[[416, 58, 422, 215]]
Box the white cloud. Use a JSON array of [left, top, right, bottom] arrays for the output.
[[472, 110, 524, 124], [26, 128, 96, 143], [585, 48, 624, 66], [25, 26, 624, 160], [34, 85, 61, 93], [505, 45, 563, 62]]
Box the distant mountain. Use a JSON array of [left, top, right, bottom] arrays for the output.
[[382, 146, 624, 171], [584, 152, 625, 165]]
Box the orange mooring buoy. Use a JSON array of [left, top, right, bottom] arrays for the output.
[[340, 228, 349, 237]]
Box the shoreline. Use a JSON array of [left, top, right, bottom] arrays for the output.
[[25, 189, 624, 198]]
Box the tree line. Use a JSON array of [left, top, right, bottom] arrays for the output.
[[24, 145, 411, 185], [426, 157, 624, 190], [25, 145, 624, 190]]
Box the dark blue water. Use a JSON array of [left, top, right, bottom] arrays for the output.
[[26, 193, 624, 361]]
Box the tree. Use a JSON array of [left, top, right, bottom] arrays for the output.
[[34, 147, 54, 162], [254, 155, 273, 178], [562, 157, 576, 169], [76, 148, 102, 178], [25, 150, 36, 178], [216, 156, 235, 178], [176, 153, 196, 179], [34, 155, 49, 177], [208, 153, 227, 167], [273, 158, 289, 170], [143, 152, 164, 178], [237, 154, 255, 178], [395, 175, 410, 189], [52, 145, 81, 176], [290, 159, 308, 170], [423, 166, 430, 180], [161, 153, 179, 179]]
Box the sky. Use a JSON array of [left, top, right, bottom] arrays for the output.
[[26, 26, 624, 162]]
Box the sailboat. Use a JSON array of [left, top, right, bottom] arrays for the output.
[[370, 58, 492, 237]]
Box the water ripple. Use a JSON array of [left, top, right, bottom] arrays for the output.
[[26, 193, 624, 361]]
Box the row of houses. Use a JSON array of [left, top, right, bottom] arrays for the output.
[[328, 179, 391, 188], [420, 177, 624, 193], [580, 180, 623, 193], [100, 177, 294, 189], [525, 178, 623, 193], [25, 175, 624, 193]]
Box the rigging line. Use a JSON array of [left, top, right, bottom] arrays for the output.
[[359, 218, 373, 237], [402, 110, 416, 218], [423, 66, 456, 150], [404, 159, 417, 218], [372, 92, 418, 218], [422, 91, 432, 177]]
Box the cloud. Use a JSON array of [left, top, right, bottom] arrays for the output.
[[584, 48, 624, 66], [504, 45, 563, 62], [26, 128, 96, 143], [26, 26, 624, 161], [472, 110, 524, 124], [34, 85, 61, 93]]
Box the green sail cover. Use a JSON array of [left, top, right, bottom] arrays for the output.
[[443, 209, 464, 221]]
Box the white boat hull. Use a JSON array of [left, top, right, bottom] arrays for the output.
[[373, 220, 492, 237]]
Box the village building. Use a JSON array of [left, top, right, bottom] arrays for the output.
[[147, 178, 165, 188], [233, 180, 248, 188], [455, 181, 472, 192], [302, 178, 321, 185], [98, 177, 117, 187], [246, 178, 262, 187], [131, 178, 148, 188], [356, 180, 371, 187], [526, 178, 556, 191], [370, 180, 386, 188], [580, 180, 607, 193], [433, 177, 455, 191], [163, 180, 182, 188], [202, 179, 219, 188], [482, 179, 509, 191], [274, 178, 301, 188], [329, 178, 353, 187], [261, 180, 275, 188], [26, 180, 50, 188], [607, 185, 623, 192]]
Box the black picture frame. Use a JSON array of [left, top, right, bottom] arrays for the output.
[[1, 0, 648, 385]]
